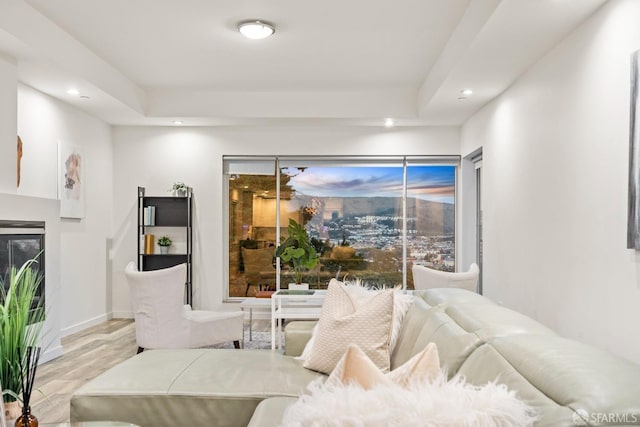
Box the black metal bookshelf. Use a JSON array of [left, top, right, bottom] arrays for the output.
[[137, 186, 193, 304]]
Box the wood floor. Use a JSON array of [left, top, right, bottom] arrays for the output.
[[30, 319, 137, 423], [29, 318, 269, 423]]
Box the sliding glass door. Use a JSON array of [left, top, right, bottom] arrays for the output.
[[225, 156, 457, 298]]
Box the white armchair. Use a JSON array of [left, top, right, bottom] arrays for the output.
[[412, 263, 480, 293], [125, 262, 244, 352]]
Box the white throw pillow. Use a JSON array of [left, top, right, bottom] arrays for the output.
[[283, 371, 536, 427], [302, 281, 393, 374], [297, 279, 413, 362], [325, 343, 440, 390]]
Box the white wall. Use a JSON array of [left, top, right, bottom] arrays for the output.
[[16, 84, 114, 336], [111, 126, 460, 315], [461, 0, 640, 362]]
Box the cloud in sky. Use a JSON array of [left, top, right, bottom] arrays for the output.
[[285, 166, 455, 204]]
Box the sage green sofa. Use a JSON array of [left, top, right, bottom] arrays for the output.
[[71, 289, 640, 427]]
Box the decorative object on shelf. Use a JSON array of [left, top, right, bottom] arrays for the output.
[[14, 346, 40, 427], [0, 259, 44, 422], [276, 219, 319, 285], [170, 182, 188, 197], [58, 142, 84, 219], [144, 234, 155, 255], [158, 236, 172, 255]]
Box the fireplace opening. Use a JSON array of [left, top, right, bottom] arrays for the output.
[[0, 221, 45, 311]]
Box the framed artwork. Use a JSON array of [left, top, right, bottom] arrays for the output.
[[58, 142, 85, 219]]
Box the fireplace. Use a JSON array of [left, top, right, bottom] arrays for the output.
[[0, 220, 45, 309]]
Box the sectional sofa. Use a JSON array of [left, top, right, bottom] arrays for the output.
[[71, 289, 640, 426]]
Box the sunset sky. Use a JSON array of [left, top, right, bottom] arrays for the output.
[[284, 165, 455, 204]]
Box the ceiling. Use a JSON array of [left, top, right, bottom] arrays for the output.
[[0, 0, 607, 126]]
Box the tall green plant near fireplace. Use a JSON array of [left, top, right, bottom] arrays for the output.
[[0, 259, 45, 404]]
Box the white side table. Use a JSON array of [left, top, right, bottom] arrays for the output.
[[271, 290, 326, 350], [239, 298, 272, 341]]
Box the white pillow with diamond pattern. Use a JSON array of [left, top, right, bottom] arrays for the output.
[[297, 279, 413, 362], [302, 280, 394, 374]]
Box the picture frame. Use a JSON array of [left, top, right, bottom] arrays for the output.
[[58, 142, 85, 219]]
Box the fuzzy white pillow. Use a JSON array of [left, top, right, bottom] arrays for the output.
[[297, 279, 413, 361], [282, 372, 537, 427]]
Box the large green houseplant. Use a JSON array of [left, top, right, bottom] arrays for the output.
[[0, 259, 45, 406], [276, 219, 319, 284]]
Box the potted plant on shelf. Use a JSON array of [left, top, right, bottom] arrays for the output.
[[276, 219, 319, 287], [0, 259, 45, 423], [169, 182, 188, 197], [158, 236, 172, 254]]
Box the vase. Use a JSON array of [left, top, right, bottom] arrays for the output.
[[176, 189, 187, 197], [4, 401, 22, 424], [160, 246, 169, 254], [14, 406, 37, 427]]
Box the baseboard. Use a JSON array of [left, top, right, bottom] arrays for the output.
[[110, 310, 134, 319], [40, 344, 63, 364], [60, 313, 110, 338]]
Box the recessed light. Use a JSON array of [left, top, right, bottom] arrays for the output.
[[237, 20, 275, 40], [173, 120, 184, 126], [460, 89, 473, 96], [384, 118, 395, 128], [67, 88, 80, 96]]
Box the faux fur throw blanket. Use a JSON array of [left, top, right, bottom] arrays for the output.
[[282, 373, 537, 427]]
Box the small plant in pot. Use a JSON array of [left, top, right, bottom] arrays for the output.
[[169, 182, 188, 197], [0, 258, 45, 423], [158, 236, 172, 254], [276, 219, 319, 286]]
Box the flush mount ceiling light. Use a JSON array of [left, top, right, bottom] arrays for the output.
[[67, 88, 80, 96], [173, 120, 184, 126], [460, 89, 473, 96], [237, 20, 275, 40], [384, 118, 395, 128]]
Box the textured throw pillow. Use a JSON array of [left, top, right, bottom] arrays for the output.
[[297, 279, 413, 362], [282, 374, 536, 427], [284, 346, 536, 427], [302, 281, 393, 374], [325, 343, 440, 389]]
